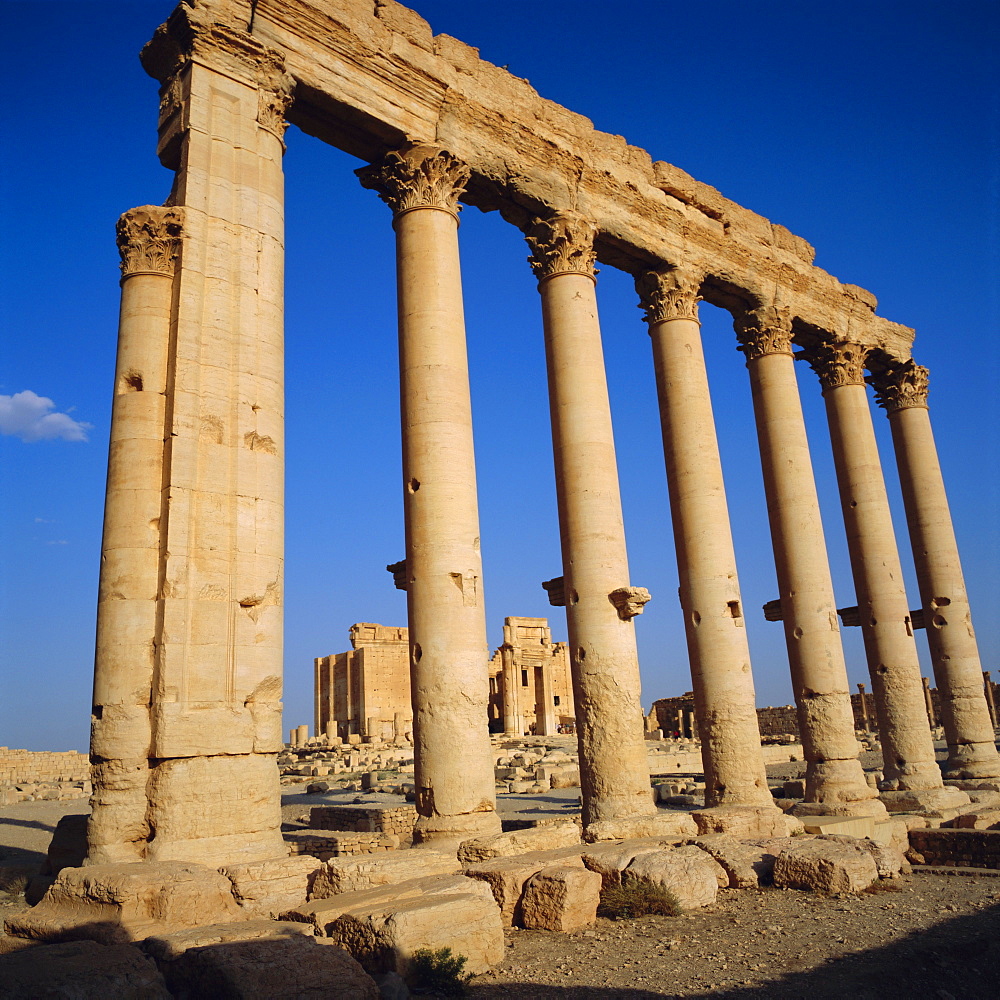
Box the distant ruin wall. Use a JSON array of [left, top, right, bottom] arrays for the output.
[[0, 748, 89, 786]]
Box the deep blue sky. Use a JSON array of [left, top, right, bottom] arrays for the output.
[[2, 1, 997, 752]]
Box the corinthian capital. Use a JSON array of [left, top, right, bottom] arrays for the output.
[[116, 206, 184, 278], [635, 267, 702, 324], [868, 360, 930, 412], [734, 304, 793, 361], [257, 85, 294, 141], [804, 340, 869, 392], [356, 144, 470, 217], [524, 214, 597, 281]]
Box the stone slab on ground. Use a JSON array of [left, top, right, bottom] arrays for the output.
[[691, 805, 790, 838], [325, 890, 504, 975], [622, 845, 721, 909], [688, 835, 782, 888], [772, 839, 879, 893], [219, 855, 320, 917], [462, 845, 587, 925], [0, 939, 170, 999], [144, 919, 378, 998], [580, 838, 685, 890], [4, 861, 248, 944], [458, 822, 581, 863], [520, 865, 602, 932], [288, 873, 496, 935], [309, 846, 460, 898]]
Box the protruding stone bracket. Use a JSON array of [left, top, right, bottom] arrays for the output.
[[635, 267, 703, 324], [867, 359, 930, 412], [609, 587, 651, 621], [762, 599, 783, 622], [838, 605, 925, 629], [386, 559, 408, 591], [356, 143, 470, 219], [542, 576, 566, 607], [524, 214, 598, 282]]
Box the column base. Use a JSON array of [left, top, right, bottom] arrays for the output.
[[941, 750, 1000, 782], [945, 779, 1000, 793], [792, 798, 889, 819], [412, 810, 501, 844], [584, 810, 698, 842], [691, 805, 793, 838], [879, 786, 971, 816]]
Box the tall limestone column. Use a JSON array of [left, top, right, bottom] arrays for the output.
[[89, 207, 183, 864], [500, 645, 522, 736], [98, 9, 294, 865], [806, 342, 965, 813], [358, 144, 500, 842], [637, 268, 778, 826], [870, 361, 1000, 782], [525, 214, 657, 838], [735, 306, 882, 816]]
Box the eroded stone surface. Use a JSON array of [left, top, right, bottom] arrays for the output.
[[520, 865, 602, 932]]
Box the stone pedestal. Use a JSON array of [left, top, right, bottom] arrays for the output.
[[358, 144, 500, 842], [637, 268, 775, 813], [735, 307, 882, 817], [525, 214, 654, 833], [808, 342, 953, 806], [871, 361, 1000, 781]]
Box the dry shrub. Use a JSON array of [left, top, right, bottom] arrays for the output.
[[597, 881, 681, 920]]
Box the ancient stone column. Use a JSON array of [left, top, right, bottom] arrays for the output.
[[534, 665, 557, 737], [857, 683, 871, 732], [870, 361, 1000, 782], [500, 645, 522, 736], [923, 678, 937, 727], [89, 206, 183, 864], [636, 268, 777, 824], [525, 214, 656, 837], [358, 144, 500, 842], [806, 342, 963, 812], [96, 10, 294, 865], [735, 307, 882, 816], [984, 674, 998, 729]]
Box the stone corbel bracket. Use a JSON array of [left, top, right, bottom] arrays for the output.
[[609, 587, 651, 621]]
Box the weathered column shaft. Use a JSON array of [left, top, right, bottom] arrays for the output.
[[637, 269, 773, 810], [358, 144, 499, 841], [809, 343, 944, 794], [500, 647, 521, 735], [535, 665, 557, 736], [871, 362, 1000, 780], [89, 207, 183, 863], [526, 215, 654, 833], [736, 308, 881, 815]]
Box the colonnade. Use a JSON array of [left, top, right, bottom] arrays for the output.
[[89, 8, 995, 863]]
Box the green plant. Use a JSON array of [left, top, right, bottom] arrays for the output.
[[407, 946, 471, 996], [597, 881, 681, 920]]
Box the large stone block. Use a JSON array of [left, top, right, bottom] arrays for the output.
[[143, 919, 378, 998], [4, 861, 247, 944], [584, 812, 698, 842], [772, 839, 879, 893], [622, 846, 720, 909], [309, 848, 460, 898], [580, 838, 677, 890], [689, 835, 784, 888], [457, 822, 581, 864], [520, 865, 602, 932], [326, 892, 504, 976], [0, 939, 170, 999], [220, 855, 320, 916], [691, 805, 790, 839], [462, 846, 586, 925]]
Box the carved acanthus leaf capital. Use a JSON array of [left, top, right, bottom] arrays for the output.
[[734, 305, 794, 361], [257, 85, 294, 140], [116, 206, 184, 278], [524, 214, 598, 280], [635, 267, 703, 324], [805, 341, 869, 391], [868, 360, 930, 412], [356, 144, 470, 216]]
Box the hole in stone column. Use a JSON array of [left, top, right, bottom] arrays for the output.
[[896, 758, 905, 770], [727, 600, 742, 619], [413, 643, 422, 662], [92, 705, 103, 720], [690, 611, 701, 627], [932, 596, 951, 608], [850, 500, 858, 508], [408, 478, 420, 492], [933, 615, 947, 628], [578, 647, 586, 661], [569, 590, 579, 605], [877, 664, 888, 674], [869, 617, 878, 627], [793, 627, 804, 639], [122, 371, 143, 392]]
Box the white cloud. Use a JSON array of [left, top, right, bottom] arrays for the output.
[[0, 391, 92, 443]]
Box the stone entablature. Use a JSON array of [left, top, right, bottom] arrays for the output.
[[214, 0, 914, 358]]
